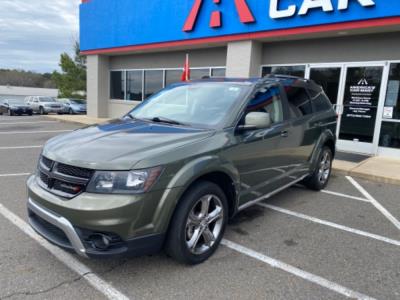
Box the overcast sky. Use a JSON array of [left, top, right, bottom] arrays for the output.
[[0, 0, 80, 73]]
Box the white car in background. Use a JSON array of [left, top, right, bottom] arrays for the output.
[[57, 98, 87, 115], [25, 96, 64, 115]]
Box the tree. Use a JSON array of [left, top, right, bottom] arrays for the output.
[[52, 41, 86, 99]]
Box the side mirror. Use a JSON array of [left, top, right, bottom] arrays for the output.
[[237, 112, 271, 132]]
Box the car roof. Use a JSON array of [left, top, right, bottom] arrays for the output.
[[187, 75, 321, 91]]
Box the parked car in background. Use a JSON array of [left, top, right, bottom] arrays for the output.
[[25, 96, 64, 115], [27, 76, 337, 265], [0, 99, 33, 116], [58, 98, 87, 114]]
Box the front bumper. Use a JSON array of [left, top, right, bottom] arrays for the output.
[[26, 175, 182, 258], [44, 107, 64, 113], [12, 108, 32, 114]]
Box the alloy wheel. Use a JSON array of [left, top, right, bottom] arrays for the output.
[[318, 150, 331, 184], [185, 194, 224, 255]]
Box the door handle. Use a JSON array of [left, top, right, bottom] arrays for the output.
[[281, 130, 289, 138]]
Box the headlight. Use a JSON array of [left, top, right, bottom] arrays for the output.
[[86, 166, 163, 194]]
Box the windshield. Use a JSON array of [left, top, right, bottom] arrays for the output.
[[39, 97, 55, 102], [71, 99, 86, 104], [128, 83, 249, 128]]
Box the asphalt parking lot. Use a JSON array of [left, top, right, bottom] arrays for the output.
[[0, 115, 399, 300]]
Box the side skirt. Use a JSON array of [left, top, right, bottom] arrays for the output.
[[238, 174, 308, 211]]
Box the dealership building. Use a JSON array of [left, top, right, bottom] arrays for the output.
[[80, 0, 400, 157]]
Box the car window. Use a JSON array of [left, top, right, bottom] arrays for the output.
[[311, 91, 333, 112], [246, 85, 284, 124], [39, 97, 55, 102], [286, 87, 313, 118]]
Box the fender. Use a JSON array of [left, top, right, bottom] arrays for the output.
[[152, 155, 240, 233], [309, 128, 336, 172]]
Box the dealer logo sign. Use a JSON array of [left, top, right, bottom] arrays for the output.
[[183, 0, 376, 32]]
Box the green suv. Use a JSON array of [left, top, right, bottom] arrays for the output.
[[27, 76, 336, 264]]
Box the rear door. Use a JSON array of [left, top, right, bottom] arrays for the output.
[[280, 82, 320, 179]]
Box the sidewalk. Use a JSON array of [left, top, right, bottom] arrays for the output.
[[333, 156, 400, 186], [46, 115, 400, 186], [46, 115, 110, 125]]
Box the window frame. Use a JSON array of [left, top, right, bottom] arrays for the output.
[[234, 83, 291, 130]]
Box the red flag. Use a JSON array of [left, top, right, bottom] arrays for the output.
[[181, 54, 190, 82]]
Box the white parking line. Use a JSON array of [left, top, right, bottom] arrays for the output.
[[0, 173, 30, 177], [257, 203, 400, 247], [321, 190, 370, 203], [0, 204, 129, 300], [0, 130, 72, 135], [222, 239, 375, 300], [0, 121, 58, 125], [0, 146, 42, 150], [346, 176, 400, 231]]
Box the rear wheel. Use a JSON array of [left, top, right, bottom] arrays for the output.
[[303, 146, 333, 191], [165, 181, 228, 265]]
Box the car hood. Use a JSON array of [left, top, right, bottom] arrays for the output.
[[42, 119, 214, 170]]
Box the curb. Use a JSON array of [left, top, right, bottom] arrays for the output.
[[333, 160, 400, 186]]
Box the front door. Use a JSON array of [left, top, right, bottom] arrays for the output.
[[336, 65, 385, 154]]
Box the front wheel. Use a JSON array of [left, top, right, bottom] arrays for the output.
[[165, 181, 228, 265], [303, 146, 333, 191]]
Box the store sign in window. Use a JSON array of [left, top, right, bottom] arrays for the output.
[[339, 66, 383, 143]]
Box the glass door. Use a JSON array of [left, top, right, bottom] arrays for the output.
[[336, 64, 385, 154], [378, 62, 400, 157], [308, 64, 344, 139]]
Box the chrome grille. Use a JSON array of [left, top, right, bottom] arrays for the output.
[[38, 156, 93, 198]]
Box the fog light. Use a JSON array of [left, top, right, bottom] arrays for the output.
[[89, 234, 112, 250]]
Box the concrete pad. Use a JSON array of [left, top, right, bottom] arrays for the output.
[[350, 157, 400, 186], [332, 159, 358, 175], [45, 115, 110, 126]]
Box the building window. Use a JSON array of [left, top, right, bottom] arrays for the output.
[[126, 70, 143, 101], [384, 63, 400, 120], [262, 65, 306, 78], [165, 69, 183, 86], [191, 68, 210, 80], [110, 71, 125, 100], [379, 122, 400, 149], [211, 68, 226, 77], [111, 66, 225, 101], [144, 70, 164, 98]]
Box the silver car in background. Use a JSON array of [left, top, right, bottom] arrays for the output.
[[25, 96, 64, 115], [58, 98, 87, 114]]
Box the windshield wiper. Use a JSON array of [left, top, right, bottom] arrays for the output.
[[150, 116, 185, 126]]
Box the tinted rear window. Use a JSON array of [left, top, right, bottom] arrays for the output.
[[312, 92, 333, 112], [286, 87, 313, 117]]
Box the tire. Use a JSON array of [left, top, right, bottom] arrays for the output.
[[28, 112, 33, 116], [165, 181, 228, 265], [39, 107, 44, 115], [303, 146, 333, 191]]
